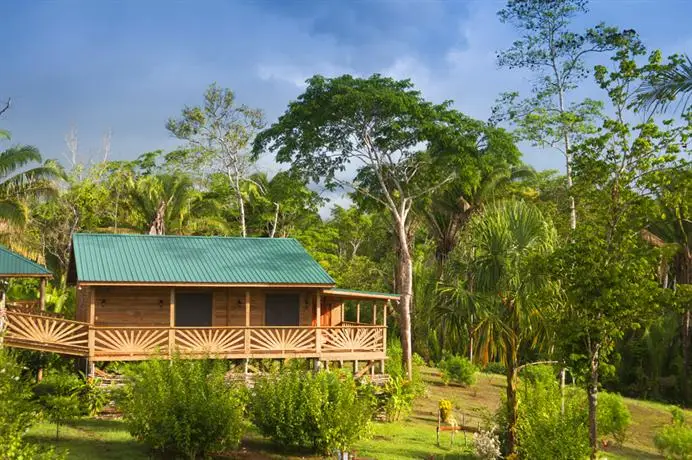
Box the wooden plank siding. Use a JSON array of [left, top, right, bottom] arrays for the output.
[[87, 286, 344, 328]]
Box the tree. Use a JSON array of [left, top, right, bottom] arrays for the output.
[[445, 200, 557, 455], [637, 54, 692, 114], [554, 35, 691, 458], [127, 173, 224, 235], [167, 83, 265, 237], [253, 74, 470, 378], [0, 130, 61, 227], [495, 0, 624, 231]]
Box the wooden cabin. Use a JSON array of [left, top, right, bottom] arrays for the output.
[[2, 234, 397, 376]]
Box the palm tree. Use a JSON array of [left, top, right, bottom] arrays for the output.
[[423, 165, 535, 264], [637, 54, 692, 114], [444, 200, 557, 455], [0, 135, 61, 226], [128, 174, 227, 235]]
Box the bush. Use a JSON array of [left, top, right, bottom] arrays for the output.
[[482, 362, 506, 375], [438, 355, 476, 386], [120, 358, 245, 458], [0, 350, 65, 459], [251, 370, 374, 454], [518, 364, 557, 386], [654, 407, 692, 459], [474, 427, 502, 460], [34, 371, 83, 440], [597, 391, 631, 446], [495, 374, 590, 460]]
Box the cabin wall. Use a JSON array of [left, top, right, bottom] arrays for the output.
[[93, 286, 170, 326], [89, 286, 338, 327]]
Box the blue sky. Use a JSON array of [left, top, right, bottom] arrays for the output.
[[2, 0, 691, 175]]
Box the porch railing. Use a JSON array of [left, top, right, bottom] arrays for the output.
[[91, 325, 385, 360], [2, 309, 386, 361], [2, 310, 89, 355]]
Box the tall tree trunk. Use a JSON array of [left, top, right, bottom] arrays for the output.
[[680, 248, 691, 405], [683, 308, 691, 405], [396, 222, 414, 380], [506, 344, 519, 456], [149, 200, 166, 235], [588, 346, 600, 460]]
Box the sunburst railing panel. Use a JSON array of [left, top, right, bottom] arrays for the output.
[[93, 327, 168, 357], [175, 328, 245, 355], [322, 326, 385, 352], [249, 327, 317, 354], [4, 310, 89, 355]]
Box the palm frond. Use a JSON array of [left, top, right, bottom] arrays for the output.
[[0, 145, 42, 178], [636, 54, 692, 114]]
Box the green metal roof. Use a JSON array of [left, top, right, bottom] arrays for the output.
[[323, 288, 400, 300], [0, 246, 51, 277], [71, 233, 336, 285]]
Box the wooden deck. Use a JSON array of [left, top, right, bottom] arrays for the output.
[[2, 309, 386, 362]]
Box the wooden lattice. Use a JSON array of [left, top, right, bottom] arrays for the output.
[[250, 328, 316, 353], [175, 328, 244, 354], [322, 327, 383, 352], [94, 328, 168, 355]]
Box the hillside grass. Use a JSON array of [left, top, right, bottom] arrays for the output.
[[25, 366, 689, 459]]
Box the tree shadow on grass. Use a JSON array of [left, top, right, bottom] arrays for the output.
[[26, 418, 149, 460], [605, 445, 662, 459]]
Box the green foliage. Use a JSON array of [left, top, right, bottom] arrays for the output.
[[33, 372, 82, 440], [654, 407, 692, 459], [519, 364, 556, 385], [250, 370, 374, 454], [0, 350, 66, 459], [482, 362, 507, 375], [119, 358, 245, 458], [514, 382, 591, 460], [597, 391, 631, 445], [438, 355, 477, 386], [76, 376, 109, 416]]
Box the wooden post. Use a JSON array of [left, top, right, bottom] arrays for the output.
[[39, 278, 46, 311], [315, 292, 322, 355], [244, 291, 251, 354], [341, 301, 345, 324], [372, 303, 377, 325], [87, 287, 96, 377], [356, 303, 360, 324], [382, 301, 388, 373], [168, 288, 175, 356]]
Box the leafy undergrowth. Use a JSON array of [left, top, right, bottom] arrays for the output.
[[26, 366, 691, 459]]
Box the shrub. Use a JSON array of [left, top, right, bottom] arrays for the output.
[[597, 391, 631, 446], [75, 375, 108, 416], [120, 358, 245, 458], [34, 371, 84, 440], [438, 355, 477, 386], [380, 375, 417, 421], [498, 375, 590, 460], [518, 364, 557, 386], [251, 370, 374, 454], [0, 350, 65, 459], [482, 362, 506, 375], [654, 407, 692, 459], [439, 399, 454, 423]]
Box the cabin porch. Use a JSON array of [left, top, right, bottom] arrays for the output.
[[2, 287, 393, 371]]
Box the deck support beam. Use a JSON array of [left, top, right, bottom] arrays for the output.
[[87, 288, 96, 377], [315, 293, 322, 356], [169, 288, 175, 355], [244, 291, 251, 355]]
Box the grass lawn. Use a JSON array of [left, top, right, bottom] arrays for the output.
[[26, 366, 690, 459]]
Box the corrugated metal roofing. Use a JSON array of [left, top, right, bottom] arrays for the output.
[[0, 246, 51, 277], [72, 233, 336, 285], [323, 288, 400, 300]]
